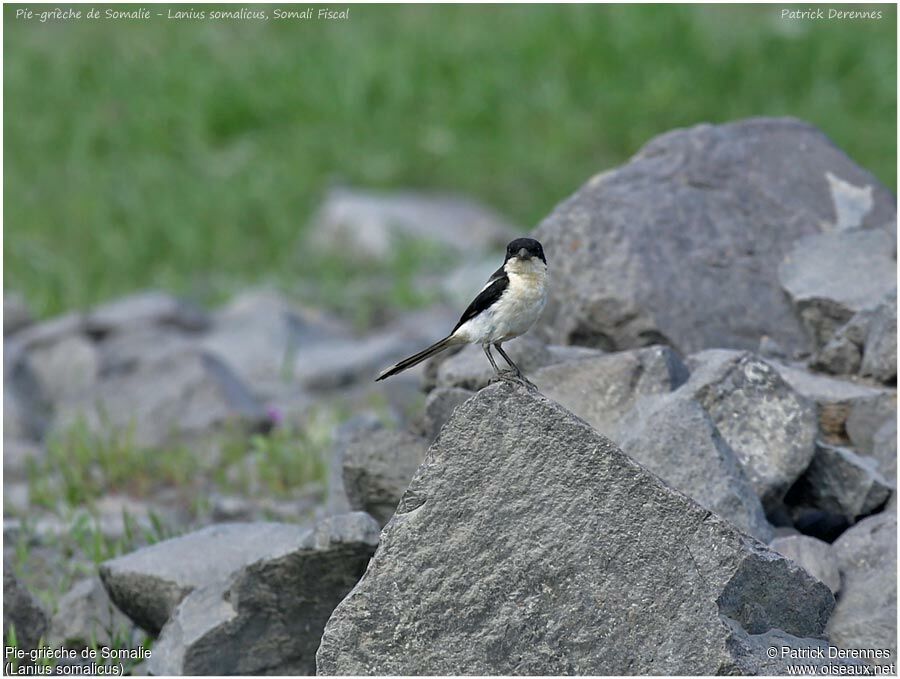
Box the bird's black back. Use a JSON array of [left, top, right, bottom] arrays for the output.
[[451, 266, 509, 334]]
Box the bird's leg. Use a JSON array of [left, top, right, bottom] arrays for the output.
[[483, 344, 502, 374], [495, 343, 537, 389]]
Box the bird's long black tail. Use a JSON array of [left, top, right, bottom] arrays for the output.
[[376, 335, 459, 381]]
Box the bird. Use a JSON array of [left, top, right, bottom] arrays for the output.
[[376, 237, 548, 383]]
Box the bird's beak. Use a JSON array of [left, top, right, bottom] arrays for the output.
[[517, 247, 531, 259]]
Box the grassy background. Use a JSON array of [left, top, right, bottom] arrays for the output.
[[5, 4, 897, 318]]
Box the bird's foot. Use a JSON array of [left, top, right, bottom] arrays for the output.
[[491, 370, 538, 390]]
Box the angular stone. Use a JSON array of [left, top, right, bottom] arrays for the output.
[[309, 187, 519, 260], [533, 118, 895, 355], [532, 345, 688, 439], [769, 361, 892, 445], [149, 513, 380, 675], [100, 522, 312, 634], [415, 386, 475, 442], [342, 429, 428, 525], [317, 382, 834, 675], [3, 564, 49, 652], [683, 350, 818, 509], [787, 443, 892, 522], [769, 535, 841, 594], [23, 334, 99, 404], [326, 414, 389, 516], [778, 229, 896, 348], [827, 511, 897, 664], [845, 391, 897, 456], [49, 577, 138, 648], [617, 393, 772, 541], [53, 349, 268, 449], [85, 291, 209, 336], [860, 291, 897, 383]]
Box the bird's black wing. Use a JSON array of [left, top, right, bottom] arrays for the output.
[[451, 266, 509, 334]]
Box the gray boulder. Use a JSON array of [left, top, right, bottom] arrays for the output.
[[200, 289, 351, 397], [317, 382, 835, 675], [533, 118, 895, 355], [827, 511, 897, 664], [617, 393, 772, 541], [22, 333, 99, 404], [53, 348, 268, 449], [778, 230, 895, 348], [860, 291, 897, 383], [149, 513, 379, 675], [326, 414, 390, 516], [683, 350, 818, 510], [49, 577, 139, 648], [415, 386, 475, 441], [769, 535, 841, 594], [100, 522, 312, 634], [308, 187, 519, 260], [788, 443, 892, 522], [4, 565, 49, 652], [85, 291, 209, 336], [341, 429, 428, 525], [531, 345, 688, 438]]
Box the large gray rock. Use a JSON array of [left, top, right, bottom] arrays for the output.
[[49, 577, 138, 648], [617, 393, 772, 541], [341, 429, 428, 525], [531, 345, 688, 438], [684, 350, 818, 510], [326, 414, 386, 516], [788, 443, 892, 522], [317, 382, 835, 675], [778, 230, 896, 348], [149, 513, 379, 675], [845, 391, 897, 457], [769, 535, 841, 594], [4, 564, 49, 652], [827, 511, 897, 664], [534, 118, 895, 355], [53, 348, 268, 449], [309, 187, 519, 260], [100, 522, 312, 634]]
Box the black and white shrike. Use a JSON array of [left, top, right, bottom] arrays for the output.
[[376, 237, 548, 383]]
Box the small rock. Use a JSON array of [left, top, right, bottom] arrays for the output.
[[149, 513, 380, 675], [769, 535, 841, 593], [786, 443, 891, 523], [326, 414, 387, 516], [859, 290, 897, 383], [308, 187, 519, 260], [100, 521, 313, 635], [49, 577, 139, 648], [3, 563, 49, 652], [871, 418, 897, 480], [778, 229, 896, 348], [341, 429, 428, 525], [23, 334, 99, 404], [827, 511, 897, 664], [683, 350, 818, 510], [53, 348, 268, 449], [85, 291, 209, 336], [845, 391, 897, 456], [415, 386, 475, 441]]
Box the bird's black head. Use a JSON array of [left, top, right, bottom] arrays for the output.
[[505, 238, 546, 264]]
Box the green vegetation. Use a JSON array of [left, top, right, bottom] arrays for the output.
[[5, 4, 896, 318]]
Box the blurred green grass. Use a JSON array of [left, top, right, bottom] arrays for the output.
[[5, 4, 896, 317]]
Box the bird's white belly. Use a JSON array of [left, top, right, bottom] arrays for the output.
[[456, 272, 547, 345]]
